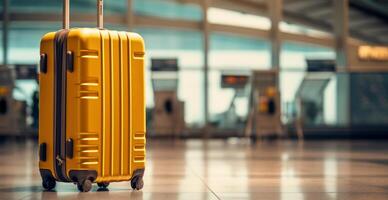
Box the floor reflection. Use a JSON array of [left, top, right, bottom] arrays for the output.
[[0, 139, 387, 199], [281, 152, 304, 200], [324, 154, 338, 200]]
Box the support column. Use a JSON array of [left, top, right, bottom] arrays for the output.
[[2, 0, 9, 67], [201, 0, 210, 138], [127, 0, 134, 31], [333, 0, 350, 126], [334, 0, 349, 68], [269, 0, 282, 70]]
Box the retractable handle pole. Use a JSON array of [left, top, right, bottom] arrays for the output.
[[63, 0, 70, 29], [63, 0, 103, 29], [97, 0, 103, 29]]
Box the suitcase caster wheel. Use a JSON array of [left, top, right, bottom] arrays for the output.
[[42, 178, 56, 191], [131, 176, 144, 190], [97, 182, 109, 188], [77, 179, 92, 192]]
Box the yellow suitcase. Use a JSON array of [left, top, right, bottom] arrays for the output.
[[38, 0, 146, 192]]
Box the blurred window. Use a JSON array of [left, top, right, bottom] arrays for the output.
[[10, 0, 127, 15], [13, 80, 38, 107], [136, 28, 203, 52], [208, 33, 270, 131], [350, 73, 388, 125], [8, 24, 54, 64], [281, 41, 335, 70], [280, 42, 337, 125], [208, 7, 271, 30], [280, 22, 332, 38], [135, 27, 205, 127], [134, 0, 202, 21], [210, 33, 271, 69]]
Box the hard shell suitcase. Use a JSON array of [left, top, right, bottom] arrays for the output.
[[38, 0, 146, 192]]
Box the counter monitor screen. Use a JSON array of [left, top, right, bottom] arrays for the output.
[[306, 59, 335, 72], [14, 64, 38, 80], [221, 75, 249, 89], [151, 58, 178, 72]]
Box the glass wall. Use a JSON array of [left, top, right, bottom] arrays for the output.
[[6, 24, 51, 108], [132, 0, 204, 128], [209, 33, 270, 131], [350, 73, 388, 126], [280, 41, 337, 126], [10, 0, 203, 20], [208, 8, 271, 30], [280, 21, 332, 38], [10, 0, 127, 15], [135, 27, 205, 127], [134, 0, 202, 21], [8, 24, 54, 64]]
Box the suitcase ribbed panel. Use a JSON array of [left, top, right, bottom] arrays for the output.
[[101, 30, 111, 177], [110, 31, 120, 177], [100, 30, 133, 179], [118, 32, 131, 176], [77, 67, 100, 168], [130, 33, 146, 172], [72, 30, 101, 169]]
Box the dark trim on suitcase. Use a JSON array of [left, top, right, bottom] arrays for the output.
[[53, 29, 71, 182], [39, 143, 47, 161]]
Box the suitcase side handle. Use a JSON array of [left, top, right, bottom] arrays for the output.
[[62, 0, 104, 29]]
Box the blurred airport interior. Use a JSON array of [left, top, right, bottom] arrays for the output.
[[1, 0, 388, 199], [1, 0, 388, 139]]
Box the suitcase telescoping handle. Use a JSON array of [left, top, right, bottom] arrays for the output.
[[97, 0, 104, 29], [62, 0, 104, 29], [63, 0, 69, 29]]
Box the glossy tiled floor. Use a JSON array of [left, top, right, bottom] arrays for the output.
[[0, 139, 388, 200]]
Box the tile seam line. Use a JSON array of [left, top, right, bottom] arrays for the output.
[[189, 167, 222, 200]]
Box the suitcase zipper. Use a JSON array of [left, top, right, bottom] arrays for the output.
[[53, 30, 71, 182], [56, 155, 64, 166]]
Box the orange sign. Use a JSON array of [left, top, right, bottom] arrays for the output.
[[0, 87, 10, 96], [358, 46, 388, 61]]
